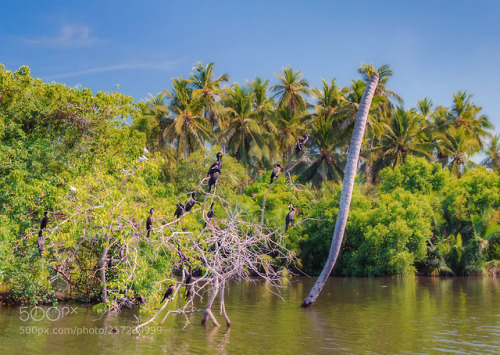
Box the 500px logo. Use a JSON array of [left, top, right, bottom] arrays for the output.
[[19, 306, 78, 322]]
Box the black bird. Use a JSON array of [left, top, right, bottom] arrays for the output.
[[285, 204, 297, 232], [37, 233, 45, 257], [207, 152, 223, 177], [107, 255, 114, 268], [40, 211, 49, 230], [160, 284, 175, 303], [184, 265, 193, 286], [185, 192, 196, 212], [208, 168, 220, 193], [146, 208, 154, 237], [118, 247, 124, 260], [177, 243, 189, 265], [204, 202, 215, 228], [270, 164, 282, 184], [296, 134, 310, 153], [185, 286, 192, 301], [174, 203, 185, 220]]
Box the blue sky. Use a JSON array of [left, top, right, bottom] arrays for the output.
[[1, 0, 499, 132]]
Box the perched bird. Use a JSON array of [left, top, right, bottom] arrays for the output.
[[69, 185, 77, 193], [143, 147, 150, 155], [208, 168, 220, 193], [107, 255, 114, 268], [285, 204, 297, 232], [40, 211, 49, 231], [137, 155, 149, 162], [184, 265, 193, 286], [37, 233, 45, 257], [177, 243, 189, 265], [146, 208, 154, 237], [118, 247, 124, 260], [204, 202, 215, 228], [270, 164, 282, 184], [207, 152, 223, 177], [174, 203, 185, 220], [160, 284, 175, 303], [185, 286, 192, 301], [185, 192, 196, 212], [121, 168, 133, 174], [296, 134, 310, 153]]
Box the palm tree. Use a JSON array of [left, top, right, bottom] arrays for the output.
[[302, 73, 380, 307], [371, 107, 434, 175], [441, 91, 492, 151], [249, 77, 274, 116], [271, 66, 310, 115], [481, 134, 500, 172], [145, 93, 169, 148], [272, 105, 307, 164], [358, 63, 403, 107], [294, 112, 345, 187], [189, 62, 229, 129], [163, 78, 213, 160], [435, 126, 479, 177], [219, 83, 274, 167], [334, 79, 386, 146], [310, 79, 344, 121]]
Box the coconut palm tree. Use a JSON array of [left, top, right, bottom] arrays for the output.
[[371, 107, 434, 175], [272, 105, 308, 164], [302, 73, 380, 307], [163, 78, 213, 160], [249, 77, 274, 116], [145, 92, 169, 147], [481, 134, 500, 172], [189, 62, 229, 129], [271, 66, 310, 115], [219, 83, 274, 167], [310, 79, 345, 121], [435, 126, 479, 177], [358, 63, 403, 107], [294, 111, 345, 187]]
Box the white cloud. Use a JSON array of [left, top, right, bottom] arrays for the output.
[[26, 25, 98, 47], [44, 61, 178, 79]]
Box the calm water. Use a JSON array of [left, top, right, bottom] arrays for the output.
[[0, 277, 499, 354]]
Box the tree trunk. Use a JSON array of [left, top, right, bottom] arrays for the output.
[[301, 73, 379, 307], [201, 276, 220, 326]]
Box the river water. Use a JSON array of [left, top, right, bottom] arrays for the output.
[[0, 277, 498, 354]]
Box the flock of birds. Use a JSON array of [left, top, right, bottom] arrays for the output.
[[35, 134, 310, 303]]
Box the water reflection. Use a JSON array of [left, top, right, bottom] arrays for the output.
[[0, 277, 498, 354]]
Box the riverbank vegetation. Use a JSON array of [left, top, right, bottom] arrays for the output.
[[1, 62, 499, 309]]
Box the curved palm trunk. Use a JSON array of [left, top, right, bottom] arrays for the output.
[[301, 73, 379, 307]]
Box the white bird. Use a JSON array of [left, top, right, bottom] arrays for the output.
[[137, 155, 149, 162], [143, 147, 150, 155], [122, 168, 132, 174], [69, 185, 77, 192]]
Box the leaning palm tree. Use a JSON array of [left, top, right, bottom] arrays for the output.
[[481, 134, 500, 173], [371, 107, 434, 176], [302, 73, 379, 307], [271, 66, 310, 115], [189, 62, 229, 129], [163, 78, 213, 160]]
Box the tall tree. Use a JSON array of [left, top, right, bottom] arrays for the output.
[[294, 111, 345, 186], [310, 79, 344, 121], [271, 66, 310, 115], [302, 73, 379, 307], [371, 107, 433, 175], [219, 83, 274, 167], [482, 134, 500, 173], [435, 126, 479, 177], [189, 62, 229, 129], [163, 78, 212, 160]]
